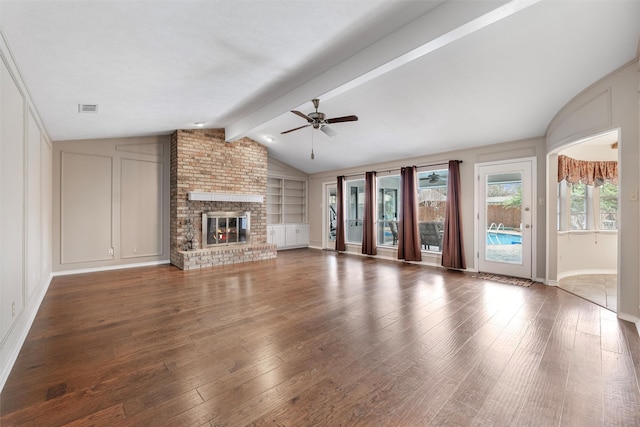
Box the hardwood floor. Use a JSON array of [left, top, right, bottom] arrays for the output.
[[2, 248, 640, 426]]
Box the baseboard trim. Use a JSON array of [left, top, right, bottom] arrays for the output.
[[0, 273, 53, 393], [557, 269, 617, 280], [53, 260, 170, 276]]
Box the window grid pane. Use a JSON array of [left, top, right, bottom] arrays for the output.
[[570, 183, 587, 230], [599, 182, 618, 230], [417, 170, 447, 253], [377, 176, 400, 247]]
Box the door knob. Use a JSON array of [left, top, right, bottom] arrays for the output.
[[525, 224, 530, 228]]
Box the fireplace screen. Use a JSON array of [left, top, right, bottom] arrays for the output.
[[202, 211, 250, 247]]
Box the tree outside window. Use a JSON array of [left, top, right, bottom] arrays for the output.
[[599, 182, 618, 230], [570, 183, 587, 230]]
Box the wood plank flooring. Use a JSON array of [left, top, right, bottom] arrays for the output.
[[2, 248, 640, 426]]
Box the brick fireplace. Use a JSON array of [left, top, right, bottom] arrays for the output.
[[170, 129, 276, 270]]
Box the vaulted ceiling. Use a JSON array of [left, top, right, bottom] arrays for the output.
[[1, 0, 638, 173]]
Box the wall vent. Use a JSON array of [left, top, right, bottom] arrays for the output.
[[78, 104, 98, 113]]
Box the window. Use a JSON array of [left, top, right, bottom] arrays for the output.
[[341, 170, 451, 250], [377, 175, 400, 246], [346, 179, 364, 243], [417, 169, 447, 252], [599, 182, 618, 230], [569, 183, 587, 230], [558, 180, 618, 231]]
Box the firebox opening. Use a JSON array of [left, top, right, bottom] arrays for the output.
[[202, 211, 250, 248]]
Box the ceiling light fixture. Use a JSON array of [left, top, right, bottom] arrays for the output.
[[264, 136, 274, 143], [194, 122, 205, 127]]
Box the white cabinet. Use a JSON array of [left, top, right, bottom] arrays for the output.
[[285, 224, 309, 247], [268, 224, 308, 249], [267, 225, 286, 247], [267, 176, 308, 249]]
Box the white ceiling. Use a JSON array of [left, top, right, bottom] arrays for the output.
[[1, 0, 638, 174]]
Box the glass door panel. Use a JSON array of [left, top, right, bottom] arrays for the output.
[[477, 159, 533, 279]]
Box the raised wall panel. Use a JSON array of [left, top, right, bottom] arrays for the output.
[[0, 57, 25, 342], [60, 152, 113, 264], [120, 158, 163, 258], [41, 136, 52, 279], [26, 111, 41, 300]]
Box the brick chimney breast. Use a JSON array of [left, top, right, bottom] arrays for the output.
[[170, 129, 276, 270]]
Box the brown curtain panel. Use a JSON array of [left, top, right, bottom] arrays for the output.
[[398, 166, 422, 261], [557, 154, 618, 186], [335, 176, 346, 252], [441, 160, 466, 269], [362, 171, 377, 255]]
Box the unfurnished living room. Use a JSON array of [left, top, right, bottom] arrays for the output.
[[1, 1, 640, 425]]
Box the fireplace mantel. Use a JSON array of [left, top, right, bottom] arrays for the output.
[[188, 191, 263, 203]]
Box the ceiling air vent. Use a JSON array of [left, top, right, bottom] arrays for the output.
[[78, 104, 98, 113]]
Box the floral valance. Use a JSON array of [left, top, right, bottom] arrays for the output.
[[557, 154, 618, 187]]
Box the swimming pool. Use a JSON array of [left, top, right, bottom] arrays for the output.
[[486, 232, 522, 245]]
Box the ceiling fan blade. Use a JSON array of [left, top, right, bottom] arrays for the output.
[[325, 115, 358, 124], [291, 110, 312, 121], [280, 124, 310, 135], [320, 125, 337, 137]]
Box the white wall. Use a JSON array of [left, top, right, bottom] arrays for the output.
[[268, 157, 308, 180], [308, 137, 547, 278], [0, 32, 53, 392], [53, 136, 171, 273], [557, 232, 618, 278], [546, 59, 639, 321]]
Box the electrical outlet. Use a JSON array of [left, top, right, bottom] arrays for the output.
[[132, 247, 137, 254], [631, 190, 638, 201], [108, 248, 114, 256]]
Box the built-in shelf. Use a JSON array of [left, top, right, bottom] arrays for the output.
[[188, 191, 263, 203], [267, 177, 307, 224]]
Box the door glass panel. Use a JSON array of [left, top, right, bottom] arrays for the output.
[[485, 172, 523, 264], [328, 187, 337, 242], [377, 175, 400, 246]]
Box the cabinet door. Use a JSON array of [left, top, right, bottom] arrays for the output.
[[268, 225, 286, 247], [267, 226, 275, 245], [297, 224, 309, 245], [284, 224, 309, 246], [285, 224, 299, 246]]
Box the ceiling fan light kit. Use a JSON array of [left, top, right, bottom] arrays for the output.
[[281, 98, 358, 137]]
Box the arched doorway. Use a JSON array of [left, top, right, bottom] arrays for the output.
[[548, 130, 620, 311]]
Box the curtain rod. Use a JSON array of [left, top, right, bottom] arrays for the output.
[[341, 160, 462, 179]]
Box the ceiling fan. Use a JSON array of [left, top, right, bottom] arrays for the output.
[[281, 99, 358, 137]]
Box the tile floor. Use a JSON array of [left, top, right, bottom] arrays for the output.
[[557, 274, 617, 312]]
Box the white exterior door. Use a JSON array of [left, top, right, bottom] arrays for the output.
[[477, 158, 535, 279]]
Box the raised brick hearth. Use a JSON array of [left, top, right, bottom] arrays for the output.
[[170, 129, 276, 270]]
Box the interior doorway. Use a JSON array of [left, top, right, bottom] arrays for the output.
[[551, 130, 620, 312]]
